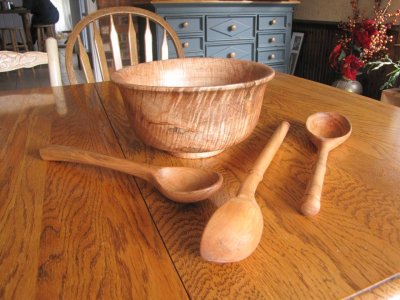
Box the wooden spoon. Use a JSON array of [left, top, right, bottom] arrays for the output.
[[200, 121, 290, 263], [301, 112, 352, 216], [39, 145, 223, 203]]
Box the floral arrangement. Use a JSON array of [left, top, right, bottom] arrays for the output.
[[329, 0, 400, 81], [367, 56, 400, 89]]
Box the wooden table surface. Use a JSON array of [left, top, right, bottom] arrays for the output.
[[1, 73, 399, 299]]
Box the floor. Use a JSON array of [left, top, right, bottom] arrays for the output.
[[0, 48, 85, 91]]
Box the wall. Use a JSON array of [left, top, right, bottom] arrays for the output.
[[294, 0, 400, 22], [0, 0, 23, 28]]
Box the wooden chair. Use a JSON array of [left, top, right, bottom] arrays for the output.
[[0, 37, 62, 87], [65, 6, 185, 85], [33, 24, 57, 52], [0, 27, 29, 52]]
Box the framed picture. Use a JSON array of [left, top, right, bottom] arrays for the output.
[[289, 32, 304, 75]]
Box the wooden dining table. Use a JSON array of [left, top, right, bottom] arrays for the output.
[[0, 72, 399, 299]]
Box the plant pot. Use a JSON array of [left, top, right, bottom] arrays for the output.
[[332, 77, 363, 95]]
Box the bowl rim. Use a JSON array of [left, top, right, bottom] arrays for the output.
[[110, 57, 275, 92]]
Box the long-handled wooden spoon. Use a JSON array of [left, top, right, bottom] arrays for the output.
[[300, 112, 352, 216], [40, 145, 223, 203], [200, 121, 290, 263]]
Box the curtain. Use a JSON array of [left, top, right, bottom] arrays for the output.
[[51, 0, 72, 32]]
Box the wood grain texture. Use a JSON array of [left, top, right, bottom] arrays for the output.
[[111, 57, 275, 158], [0, 85, 188, 299], [347, 273, 400, 299], [96, 72, 400, 299]]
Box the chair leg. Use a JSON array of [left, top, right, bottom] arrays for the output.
[[37, 27, 42, 51], [18, 28, 29, 52], [18, 27, 36, 75], [10, 28, 23, 77], [42, 27, 47, 49], [50, 25, 56, 38], [0, 30, 3, 50], [0, 29, 5, 50], [10, 28, 18, 52]]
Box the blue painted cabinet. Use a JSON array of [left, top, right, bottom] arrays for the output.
[[151, 2, 297, 73]]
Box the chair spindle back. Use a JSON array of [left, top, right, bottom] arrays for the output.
[[65, 7, 185, 84]]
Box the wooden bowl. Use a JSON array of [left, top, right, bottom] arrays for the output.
[[111, 57, 275, 158]]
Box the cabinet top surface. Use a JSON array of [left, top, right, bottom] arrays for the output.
[[134, 0, 300, 4]]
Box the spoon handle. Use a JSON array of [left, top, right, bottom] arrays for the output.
[[300, 145, 329, 216], [39, 145, 156, 181], [238, 121, 290, 197]]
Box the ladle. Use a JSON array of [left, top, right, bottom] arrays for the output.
[[200, 121, 290, 263], [39, 145, 223, 203], [300, 112, 352, 216]]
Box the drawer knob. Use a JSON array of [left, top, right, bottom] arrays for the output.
[[228, 25, 237, 31], [181, 21, 189, 28], [228, 52, 236, 58], [268, 54, 276, 60], [183, 42, 189, 48], [269, 37, 276, 43], [270, 19, 277, 25]]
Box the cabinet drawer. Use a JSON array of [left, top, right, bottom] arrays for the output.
[[206, 43, 253, 60], [168, 51, 204, 59], [165, 16, 203, 34], [258, 15, 288, 31], [258, 32, 286, 48], [270, 64, 287, 73], [257, 48, 285, 64], [168, 36, 204, 54], [206, 16, 255, 41]]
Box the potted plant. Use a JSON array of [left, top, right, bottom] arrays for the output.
[[329, 0, 400, 94], [367, 56, 400, 90]]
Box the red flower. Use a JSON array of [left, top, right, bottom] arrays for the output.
[[329, 44, 342, 71], [341, 55, 364, 80], [363, 19, 378, 36], [354, 20, 378, 49]]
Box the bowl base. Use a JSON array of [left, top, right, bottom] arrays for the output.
[[169, 149, 224, 159]]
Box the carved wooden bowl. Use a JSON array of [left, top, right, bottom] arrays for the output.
[[111, 57, 275, 158]]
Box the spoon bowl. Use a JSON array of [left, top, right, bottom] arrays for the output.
[[40, 145, 223, 203], [301, 112, 352, 216], [200, 196, 263, 263], [153, 166, 223, 202], [306, 111, 352, 151]]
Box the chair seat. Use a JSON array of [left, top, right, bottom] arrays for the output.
[[0, 37, 62, 87], [32, 24, 56, 28], [34, 24, 56, 52]]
